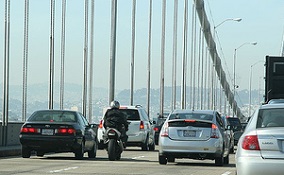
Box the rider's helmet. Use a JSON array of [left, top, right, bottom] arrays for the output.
[[110, 100, 120, 109]]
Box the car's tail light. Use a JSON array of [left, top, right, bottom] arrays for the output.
[[160, 122, 169, 137], [20, 127, 40, 133], [154, 127, 159, 132], [210, 124, 219, 138], [140, 121, 144, 130], [99, 120, 103, 129], [56, 128, 76, 135], [242, 135, 260, 150]]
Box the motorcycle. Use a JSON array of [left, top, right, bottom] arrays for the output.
[[104, 127, 124, 161]]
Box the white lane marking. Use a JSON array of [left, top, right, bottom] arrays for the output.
[[131, 156, 145, 159], [221, 171, 232, 175], [49, 166, 78, 173]]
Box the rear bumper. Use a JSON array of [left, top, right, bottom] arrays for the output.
[[236, 156, 284, 175], [19, 135, 82, 152], [159, 136, 223, 158]]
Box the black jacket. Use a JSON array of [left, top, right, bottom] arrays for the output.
[[103, 108, 128, 131]]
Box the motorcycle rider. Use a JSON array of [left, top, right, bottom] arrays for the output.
[[103, 100, 128, 148]]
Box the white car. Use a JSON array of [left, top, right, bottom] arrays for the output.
[[235, 103, 284, 175], [159, 109, 231, 165], [97, 105, 155, 151]]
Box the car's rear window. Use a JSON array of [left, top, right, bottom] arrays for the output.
[[120, 109, 140, 121], [29, 111, 77, 122], [169, 113, 213, 121], [257, 108, 284, 128]]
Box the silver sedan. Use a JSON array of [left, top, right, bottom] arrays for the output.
[[235, 103, 284, 175], [159, 109, 231, 166]]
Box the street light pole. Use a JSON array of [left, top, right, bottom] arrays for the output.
[[249, 60, 263, 117], [214, 18, 242, 112], [233, 42, 257, 118]]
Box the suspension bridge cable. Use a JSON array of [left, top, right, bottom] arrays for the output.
[[88, 0, 95, 122], [60, 0, 66, 110], [22, 0, 29, 121], [146, 0, 153, 116]]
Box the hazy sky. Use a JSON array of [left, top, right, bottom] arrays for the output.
[[1, 0, 284, 94]]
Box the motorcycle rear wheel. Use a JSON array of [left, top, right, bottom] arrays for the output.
[[108, 139, 116, 161]]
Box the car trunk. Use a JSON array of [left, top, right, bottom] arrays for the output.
[[257, 128, 284, 159], [167, 120, 212, 141]]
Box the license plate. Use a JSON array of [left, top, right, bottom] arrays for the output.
[[183, 130, 196, 137], [42, 129, 54, 135]]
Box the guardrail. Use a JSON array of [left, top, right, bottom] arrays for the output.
[[1, 122, 24, 146]]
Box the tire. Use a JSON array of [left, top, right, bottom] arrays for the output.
[[75, 142, 85, 160], [149, 141, 155, 151], [141, 136, 149, 151], [215, 154, 224, 166], [22, 146, 31, 158], [159, 155, 167, 165], [230, 145, 234, 153], [108, 139, 116, 161], [224, 153, 229, 165], [88, 142, 97, 158]]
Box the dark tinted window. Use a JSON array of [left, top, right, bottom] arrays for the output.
[[29, 111, 76, 122], [169, 113, 213, 121], [120, 109, 140, 121], [227, 117, 242, 131]]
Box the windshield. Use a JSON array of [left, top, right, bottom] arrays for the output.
[[29, 111, 77, 122], [169, 113, 213, 121]]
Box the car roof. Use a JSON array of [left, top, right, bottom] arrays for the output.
[[260, 103, 284, 109], [33, 109, 79, 113], [119, 105, 144, 110], [171, 109, 216, 115]]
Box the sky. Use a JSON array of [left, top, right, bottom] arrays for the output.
[[1, 0, 284, 96]]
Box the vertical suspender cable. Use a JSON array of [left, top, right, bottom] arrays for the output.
[[159, 0, 166, 117], [197, 28, 201, 109], [130, 0, 136, 106], [22, 0, 29, 121], [188, 4, 194, 109], [181, 0, 188, 109], [49, 0, 55, 109], [191, 3, 197, 110], [82, 0, 89, 116], [109, 0, 117, 103], [146, 0, 153, 115], [88, 0, 95, 122], [2, 0, 10, 146], [171, 0, 178, 111], [60, 0, 66, 110], [200, 29, 205, 109]]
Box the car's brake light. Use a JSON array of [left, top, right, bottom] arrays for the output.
[[184, 119, 196, 122], [160, 122, 168, 137], [20, 127, 40, 133], [242, 135, 260, 150], [154, 127, 159, 132], [140, 121, 144, 130], [56, 128, 76, 135], [99, 120, 103, 129], [210, 124, 219, 138]]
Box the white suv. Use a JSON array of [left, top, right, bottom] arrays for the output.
[[97, 105, 155, 151]]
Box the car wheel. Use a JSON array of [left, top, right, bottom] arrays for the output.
[[215, 155, 224, 166], [159, 155, 167, 165], [141, 136, 149, 151], [98, 141, 105, 150], [88, 142, 97, 158], [75, 142, 85, 160], [230, 145, 234, 153], [149, 140, 155, 151], [224, 153, 229, 165], [22, 146, 31, 158]]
